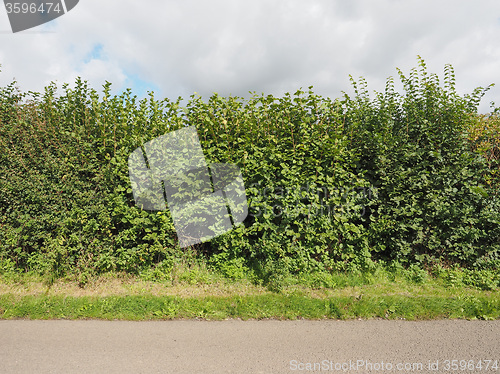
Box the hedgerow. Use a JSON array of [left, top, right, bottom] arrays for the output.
[[0, 57, 498, 282], [341, 58, 500, 269]]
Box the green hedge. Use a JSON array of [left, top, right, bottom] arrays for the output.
[[341, 58, 500, 268], [0, 57, 498, 280]]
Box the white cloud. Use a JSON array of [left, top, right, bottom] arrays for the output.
[[0, 0, 499, 112]]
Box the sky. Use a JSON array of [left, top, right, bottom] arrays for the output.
[[0, 0, 499, 113]]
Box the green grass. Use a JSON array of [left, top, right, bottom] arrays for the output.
[[1, 264, 499, 321], [1, 293, 499, 321]]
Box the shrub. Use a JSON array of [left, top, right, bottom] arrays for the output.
[[0, 57, 498, 280], [341, 56, 500, 268]]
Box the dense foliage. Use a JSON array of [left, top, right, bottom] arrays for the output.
[[1, 57, 499, 282]]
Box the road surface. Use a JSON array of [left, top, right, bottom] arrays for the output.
[[1, 320, 499, 373]]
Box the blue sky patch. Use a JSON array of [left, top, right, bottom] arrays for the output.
[[83, 43, 104, 64], [123, 73, 162, 100]]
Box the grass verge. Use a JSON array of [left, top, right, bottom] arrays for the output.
[[1, 293, 499, 321], [0, 267, 499, 321]]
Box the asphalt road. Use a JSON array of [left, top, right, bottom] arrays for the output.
[[1, 320, 499, 373]]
